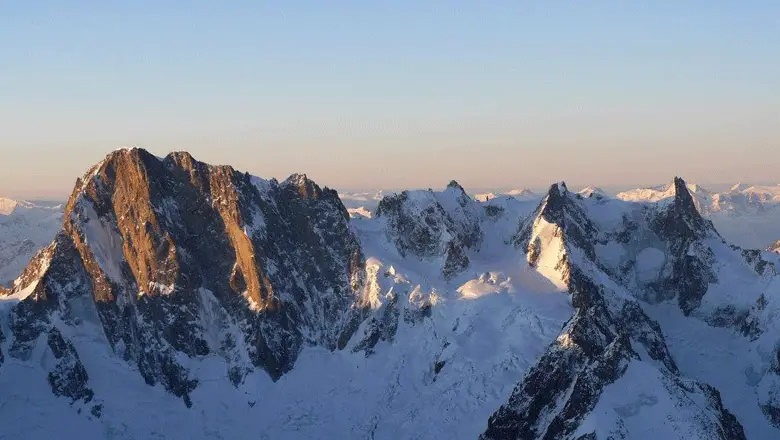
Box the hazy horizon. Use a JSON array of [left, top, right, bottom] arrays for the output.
[[2, 2, 778, 198], [2, 145, 776, 202]]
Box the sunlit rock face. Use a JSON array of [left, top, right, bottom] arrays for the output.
[[2, 148, 368, 408]]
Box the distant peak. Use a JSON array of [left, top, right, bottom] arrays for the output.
[[578, 186, 606, 198], [0, 197, 18, 215], [729, 183, 748, 193], [446, 180, 466, 193], [505, 188, 538, 200], [284, 173, 310, 186]]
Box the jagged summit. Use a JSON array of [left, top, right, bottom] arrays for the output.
[[653, 176, 714, 240], [446, 179, 465, 192], [669, 176, 699, 209], [374, 183, 482, 279], [3, 148, 366, 406], [510, 181, 602, 288], [284, 173, 317, 188], [552, 181, 568, 194]]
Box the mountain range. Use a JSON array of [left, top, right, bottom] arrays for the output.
[[0, 197, 64, 287], [1, 149, 780, 439]]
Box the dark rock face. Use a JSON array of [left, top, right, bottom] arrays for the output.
[[46, 328, 94, 403], [352, 293, 400, 356], [482, 269, 635, 440], [375, 182, 482, 278], [482, 265, 747, 440], [0, 325, 4, 366], [376, 191, 445, 257], [740, 247, 776, 276], [443, 240, 470, 279], [646, 177, 718, 315], [2, 148, 369, 405], [652, 177, 713, 239]]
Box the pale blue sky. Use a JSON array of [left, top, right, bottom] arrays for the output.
[[1, 1, 778, 198]]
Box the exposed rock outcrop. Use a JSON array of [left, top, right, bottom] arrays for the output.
[[375, 181, 482, 279]]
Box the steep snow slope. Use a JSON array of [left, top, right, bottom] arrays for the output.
[[0, 198, 63, 286]]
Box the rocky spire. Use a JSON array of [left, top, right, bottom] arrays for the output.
[[652, 176, 713, 241], [512, 181, 599, 271], [446, 180, 466, 194], [537, 182, 569, 224]]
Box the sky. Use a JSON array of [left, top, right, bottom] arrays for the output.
[[1, 1, 779, 199]]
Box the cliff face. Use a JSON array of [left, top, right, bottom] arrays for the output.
[[3, 148, 367, 407]]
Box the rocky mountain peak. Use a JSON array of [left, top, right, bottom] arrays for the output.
[[673, 176, 697, 207], [282, 173, 337, 203], [374, 184, 483, 279], [511, 182, 601, 289], [540, 182, 569, 220], [651, 176, 713, 241], [446, 180, 466, 193], [3, 149, 368, 406]]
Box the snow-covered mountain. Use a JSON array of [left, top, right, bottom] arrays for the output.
[[577, 186, 608, 199], [618, 182, 780, 249], [485, 178, 780, 439], [476, 189, 539, 202], [2, 150, 780, 439], [0, 197, 63, 286]]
